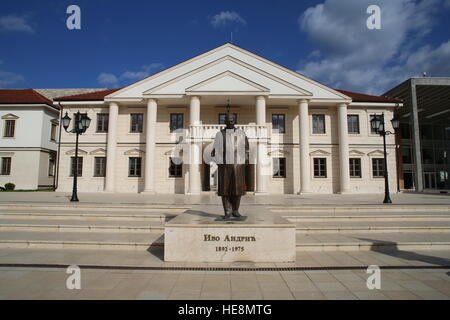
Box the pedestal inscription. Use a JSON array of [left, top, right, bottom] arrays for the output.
[[164, 213, 295, 262]]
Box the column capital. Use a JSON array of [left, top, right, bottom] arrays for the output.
[[146, 98, 158, 104], [297, 98, 310, 104], [337, 102, 348, 108], [255, 95, 266, 101]]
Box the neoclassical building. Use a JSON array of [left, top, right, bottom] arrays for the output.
[[55, 43, 401, 194]]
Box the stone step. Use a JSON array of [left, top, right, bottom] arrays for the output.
[[272, 205, 450, 213], [284, 214, 450, 221], [0, 212, 174, 222], [0, 204, 188, 213]]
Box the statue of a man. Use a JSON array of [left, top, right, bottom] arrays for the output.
[[211, 113, 249, 220]]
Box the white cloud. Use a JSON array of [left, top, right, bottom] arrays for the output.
[[0, 70, 24, 87], [210, 11, 246, 29], [120, 63, 164, 81], [298, 0, 448, 94], [0, 15, 34, 33], [97, 72, 118, 87]]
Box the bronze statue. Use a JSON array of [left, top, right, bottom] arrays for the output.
[[211, 113, 249, 220]]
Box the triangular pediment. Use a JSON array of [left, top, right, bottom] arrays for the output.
[[268, 149, 290, 157], [66, 149, 88, 155], [368, 150, 388, 156], [90, 148, 106, 155], [106, 43, 350, 101], [124, 148, 145, 155], [310, 149, 331, 156], [349, 150, 365, 156], [186, 71, 269, 94], [1, 113, 19, 120]]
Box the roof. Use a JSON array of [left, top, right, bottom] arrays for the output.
[[35, 88, 106, 100], [335, 89, 401, 103], [54, 88, 122, 101], [0, 89, 57, 109]]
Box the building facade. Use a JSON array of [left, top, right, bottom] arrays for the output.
[[55, 44, 400, 194], [385, 78, 450, 192], [0, 89, 60, 190]]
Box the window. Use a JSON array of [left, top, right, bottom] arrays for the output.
[[48, 158, 55, 176], [94, 157, 106, 177], [170, 113, 184, 132], [349, 158, 361, 178], [70, 157, 83, 177], [129, 157, 142, 177], [130, 114, 143, 133], [312, 115, 325, 134], [1, 157, 11, 175], [347, 115, 360, 134], [4, 120, 15, 137], [402, 147, 412, 164], [50, 123, 57, 141], [272, 114, 285, 133], [400, 122, 411, 139], [97, 114, 109, 132], [219, 113, 237, 124], [372, 158, 384, 178], [169, 157, 182, 177], [313, 158, 327, 178], [369, 115, 378, 134], [273, 157, 286, 178]]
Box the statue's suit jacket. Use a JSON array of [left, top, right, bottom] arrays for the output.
[[212, 128, 249, 196]]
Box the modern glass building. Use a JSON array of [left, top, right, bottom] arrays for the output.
[[385, 78, 450, 192]]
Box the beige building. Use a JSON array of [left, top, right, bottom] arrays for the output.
[[55, 44, 401, 194]]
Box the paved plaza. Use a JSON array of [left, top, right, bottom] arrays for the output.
[[0, 192, 449, 299]]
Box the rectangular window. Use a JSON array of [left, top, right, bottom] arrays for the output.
[[170, 113, 184, 132], [50, 123, 57, 141], [313, 158, 327, 178], [94, 157, 107, 177], [130, 114, 143, 133], [372, 158, 384, 178], [169, 157, 182, 177], [97, 114, 109, 132], [70, 157, 83, 177], [272, 114, 286, 133], [349, 158, 361, 178], [4, 120, 15, 137], [129, 157, 142, 177], [312, 115, 326, 134], [347, 115, 360, 134], [219, 113, 237, 124], [1, 157, 11, 175], [273, 157, 286, 178], [370, 115, 378, 134], [48, 158, 55, 176]]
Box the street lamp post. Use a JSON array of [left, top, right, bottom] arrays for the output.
[[62, 111, 91, 202], [370, 113, 399, 204]]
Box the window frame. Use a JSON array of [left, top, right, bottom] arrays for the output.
[[96, 113, 109, 133], [312, 114, 326, 134], [4, 119, 15, 138], [1, 157, 11, 175], [94, 157, 107, 177], [349, 158, 362, 178], [372, 158, 385, 178], [70, 156, 83, 177], [169, 113, 184, 132], [347, 114, 360, 134], [272, 157, 286, 178], [271, 114, 286, 134], [48, 158, 55, 177], [128, 157, 142, 177], [130, 113, 144, 133], [313, 158, 327, 178], [168, 157, 183, 178]]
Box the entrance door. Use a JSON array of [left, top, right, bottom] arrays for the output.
[[424, 172, 436, 189]]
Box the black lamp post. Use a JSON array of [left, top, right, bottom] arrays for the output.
[[62, 111, 91, 202], [370, 113, 399, 203]]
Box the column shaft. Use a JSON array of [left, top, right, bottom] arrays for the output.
[[298, 99, 311, 193], [144, 99, 157, 193], [188, 96, 201, 194], [255, 96, 268, 193], [105, 102, 118, 192], [338, 103, 350, 193]]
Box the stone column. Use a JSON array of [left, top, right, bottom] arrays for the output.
[[255, 96, 268, 194], [298, 99, 311, 194], [188, 96, 201, 194], [143, 99, 157, 193], [105, 102, 119, 192], [338, 103, 350, 193]]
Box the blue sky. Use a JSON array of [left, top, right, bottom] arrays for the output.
[[1, 0, 449, 94]]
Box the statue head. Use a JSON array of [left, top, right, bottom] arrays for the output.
[[225, 113, 236, 129]]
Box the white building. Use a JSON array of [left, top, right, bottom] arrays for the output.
[[55, 43, 401, 194], [0, 89, 60, 190]]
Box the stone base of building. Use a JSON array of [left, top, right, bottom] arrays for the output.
[[164, 211, 296, 262]]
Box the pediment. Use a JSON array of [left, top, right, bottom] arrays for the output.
[[66, 149, 88, 155], [268, 149, 290, 157], [349, 150, 365, 156], [106, 44, 350, 101], [368, 150, 388, 156], [310, 149, 331, 156], [124, 148, 145, 155], [90, 148, 106, 155], [186, 71, 269, 94], [1, 113, 19, 120]]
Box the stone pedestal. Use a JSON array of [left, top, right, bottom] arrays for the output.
[[164, 212, 295, 262]]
